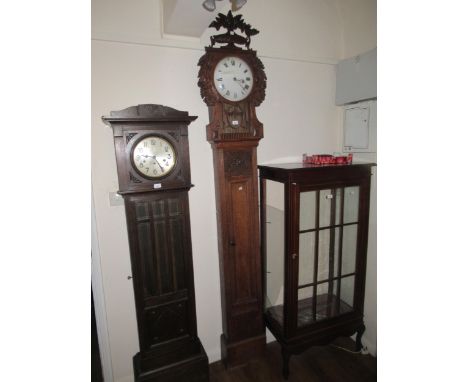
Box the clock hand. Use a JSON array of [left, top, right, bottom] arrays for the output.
[[233, 77, 246, 90], [154, 157, 165, 172]]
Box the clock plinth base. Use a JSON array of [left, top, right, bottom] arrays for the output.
[[133, 338, 209, 382], [220, 333, 266, 369]]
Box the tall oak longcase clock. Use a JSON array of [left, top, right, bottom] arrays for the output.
[[103, 104, 209, 382], [197, 12, 267, 368]]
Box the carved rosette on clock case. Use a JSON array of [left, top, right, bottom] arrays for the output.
[[103, 104, 209, 382], [197, 12, 267, 368]]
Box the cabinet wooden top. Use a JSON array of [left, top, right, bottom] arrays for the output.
[[258, 162, 376, 171], [258, 162, 376, 184]]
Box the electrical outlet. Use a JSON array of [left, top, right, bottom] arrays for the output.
[[109, 192, 124, 206]]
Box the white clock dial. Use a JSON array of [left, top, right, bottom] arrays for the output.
[[213, 56, 253, 102], [132, 136, 176, 179]]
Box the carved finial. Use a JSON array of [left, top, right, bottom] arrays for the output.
[[208, 11, 259, 49]]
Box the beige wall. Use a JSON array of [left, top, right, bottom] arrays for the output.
[[338, 0, 377, 59], [92, 1, 376, 381]]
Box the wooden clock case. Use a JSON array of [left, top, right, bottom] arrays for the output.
[[103, 104, 209, 382], [197, 12, 267, 368]]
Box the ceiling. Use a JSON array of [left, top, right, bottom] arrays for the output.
[[162, 0, 225, 38]]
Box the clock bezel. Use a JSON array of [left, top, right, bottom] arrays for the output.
[[199, 47, 266, 108], [130, 134, 178, 180], [213, 56, 254, 103]]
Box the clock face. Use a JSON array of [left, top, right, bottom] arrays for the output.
[[213, 56, 253, 102], [132, 136, 177, 179]]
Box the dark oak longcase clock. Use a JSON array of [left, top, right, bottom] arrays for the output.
[[197, 11, 267, 368], [103, 104, 209, 382]]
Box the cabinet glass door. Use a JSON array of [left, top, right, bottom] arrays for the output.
[[263, 179, 285, 332], [296, 186, 360, 328]]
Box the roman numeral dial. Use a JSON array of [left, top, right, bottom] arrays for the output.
[[213, 56, 253, 102], [132, 136, 177, 179]]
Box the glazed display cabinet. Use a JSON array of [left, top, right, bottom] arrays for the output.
[[258, 162, 375, 379]]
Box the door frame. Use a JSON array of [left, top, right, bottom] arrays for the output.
[[92, 189, 114, 382]]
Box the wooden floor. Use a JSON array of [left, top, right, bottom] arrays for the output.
[[210, 338, 376, 382]]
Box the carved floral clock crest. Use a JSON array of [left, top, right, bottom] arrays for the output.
[[198, 11, 267, 368]]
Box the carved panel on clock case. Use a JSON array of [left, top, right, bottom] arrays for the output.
[[224, 150, 252, 177], [222, 102, 249, 133], [134, 197, 187, 296], [131, 193, 191, 348]]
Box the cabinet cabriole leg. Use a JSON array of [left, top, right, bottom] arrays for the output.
[[356, 324, 366, 351]]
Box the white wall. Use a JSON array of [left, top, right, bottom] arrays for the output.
[[91, 1, 376, 381], [335, 0, 377, 353]]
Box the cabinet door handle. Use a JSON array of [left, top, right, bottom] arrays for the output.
[[229, 240, 236, 246]]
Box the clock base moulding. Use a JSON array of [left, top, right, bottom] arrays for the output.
[[133, 337, 208, 382], [220, 333, 266, 368]]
